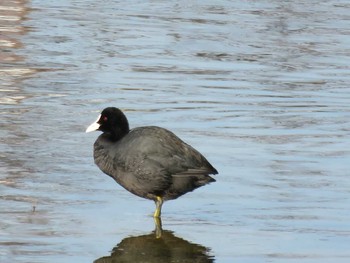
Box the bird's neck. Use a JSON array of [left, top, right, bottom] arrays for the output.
[[108, 126, 129, 142]]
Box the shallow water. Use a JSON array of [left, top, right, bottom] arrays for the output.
[[1, 0, 350, 262]]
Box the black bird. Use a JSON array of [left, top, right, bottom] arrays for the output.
[[86, 107, 217, 217]]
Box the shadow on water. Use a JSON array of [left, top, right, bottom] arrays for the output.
[[94, 218, 214, 263]]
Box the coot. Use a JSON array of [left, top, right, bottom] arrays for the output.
[[86, 107, 217, 217]]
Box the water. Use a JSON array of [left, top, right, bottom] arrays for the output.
[[1, 0, 350, 262]]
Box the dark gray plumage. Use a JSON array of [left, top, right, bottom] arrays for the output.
[[86, 107, 217, 217]]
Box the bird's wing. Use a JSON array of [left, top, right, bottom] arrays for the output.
[[121, 126, 217, 176]]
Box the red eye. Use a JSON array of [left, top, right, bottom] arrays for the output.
[[103, 116, 108, 122]]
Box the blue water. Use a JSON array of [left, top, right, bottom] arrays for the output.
[[1, 1, 349, 262]]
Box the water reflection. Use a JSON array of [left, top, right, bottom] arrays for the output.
[[0, 0, 35, 105], [0, 0, 34, 197], [94, 219, 213, 263]]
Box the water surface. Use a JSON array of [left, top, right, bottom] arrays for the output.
[[1, 0, 350, 262]]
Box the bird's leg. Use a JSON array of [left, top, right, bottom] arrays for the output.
[[153, 216, 163, 238], [153, 196, 163, 218]]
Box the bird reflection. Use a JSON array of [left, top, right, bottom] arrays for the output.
[[94, 218, 214, 263]]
